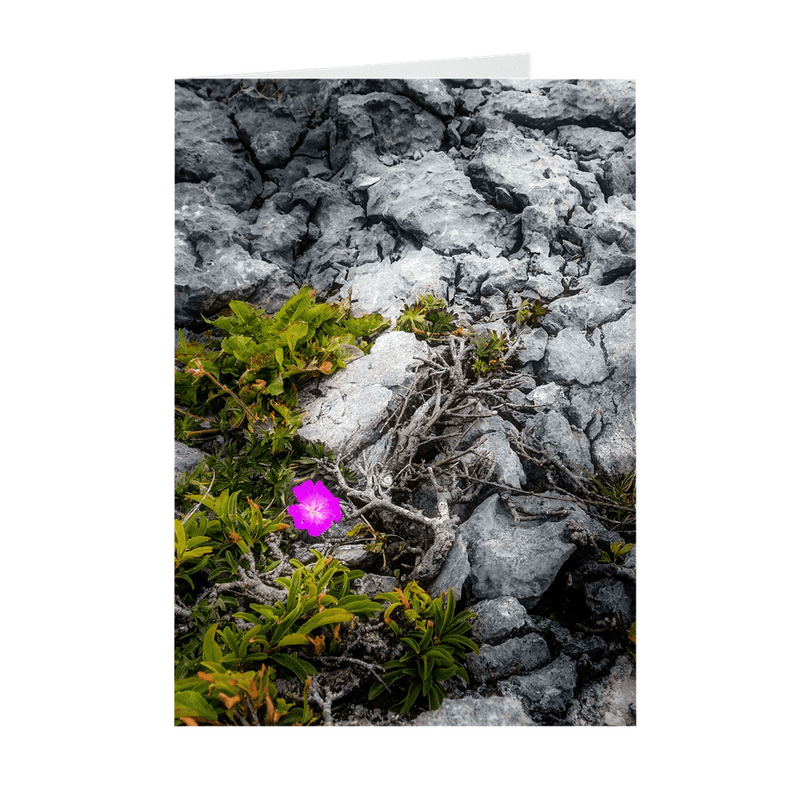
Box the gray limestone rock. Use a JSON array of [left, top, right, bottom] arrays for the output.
[[469, 597, 534, 645], [429, 493, 577, 609], [466, 632, 551, 682], [567, 655, 636, 726], [375, 78, 456, 119], [541, 328, 610, 386], [412, 695, 537, 726], [290, 177, 366, 280], [476, 80, 635, 134], [175, 242, 295, 329], [556, 125, 629, 161], [247, 197, 309, 269], [461, 430, 527, 489], [175, 441, 205, 482], [338, 246, 455, 323], [515, 327, 549, 364], [174, 85, 262, 212], [296, 331, 431, 458], [331, 92, 446, 171], [584, 578, 635, 628], [524, 272, 564, 301], [541, 273, 636, 335], [228, 88, 305, 170], [524, 409, 595, 477], [467, 128, 582, 223], [352, 573, 399, 597], [585, 197, 636, 284], [456, 252, 528, 299], [366, 151, 515, 256], [528, 382, 569, 413], [499, 653, 578, 717], [600, 136, 636, 198]]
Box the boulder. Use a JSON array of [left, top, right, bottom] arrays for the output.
[[469, 596, 534, 645], [366, 151, 515, 256], [466, 632, 551, 682], [476, 80, 635, 134], [227, 88, 305, 170], [556, 125, 629, 161], [296, 331, 431, 458], [584, 197, 636, 284], [541, 328, 610, 386], [174, 441, 205, 482], [467, 128, 583, 224], [429, 493, 577, 608], [330, 92, 445, 171], [540, 273, 636, 334]]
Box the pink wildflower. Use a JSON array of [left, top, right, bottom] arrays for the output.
[[287, 480, 342, 537]]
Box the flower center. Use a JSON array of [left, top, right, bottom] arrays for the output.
[[303, 498, 324, 521]]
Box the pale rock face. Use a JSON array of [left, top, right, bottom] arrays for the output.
[[296, 331, 430, 456]]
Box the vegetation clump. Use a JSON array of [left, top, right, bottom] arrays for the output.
[[174, 288, 482, 725]]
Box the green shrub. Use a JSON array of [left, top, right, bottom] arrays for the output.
[[369, 582, 479, 713]]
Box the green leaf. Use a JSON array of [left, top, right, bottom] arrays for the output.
[[400, 636, 420, 655], [175, 690, 218, 722], [443, 588, 456, 631], [440, 633, 480, 654], [427, 682, 445, 710], [294, 608, 354, 636], [202, 624, 223, 664], [395, 682, 421, 714], [421, 655, 433, 697], [220, 334, 261, 363], [336, 597, 383, 616], [368, 682, 386, 700], [270, 653, 317, 680], [266, 373, 284, 396], [233, 612, 263, 626], [432, 665, 458, 682], [419, 623, 435, 651], [271, 603, 305, 646], [285, 565, 303, 610], [183, 546, 214, 560], [276, 632, 310, 647], [175, 519, 187, 559]]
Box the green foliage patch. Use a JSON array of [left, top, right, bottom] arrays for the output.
[[368, 582, 478, 713], [175, 286, 389, 443], [174, 288, 484, 725]]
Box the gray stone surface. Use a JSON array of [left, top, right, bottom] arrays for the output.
[[541, 328, 610, 386], [174, 441, 205, 482], [365, 151, 515, 256], [296, 330, 430, 456], [469, 597, 534, 645], [498, 654, 579, 718], [341, 246, 455, 323], [567, 655, 636, 726], [429, 493, 577, 608], [412, 695, 537, 726], [466, 632, 551, 682]]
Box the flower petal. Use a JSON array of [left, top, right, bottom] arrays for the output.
[[292, 479, 317, 503]]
